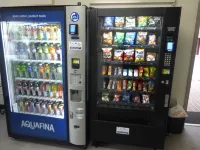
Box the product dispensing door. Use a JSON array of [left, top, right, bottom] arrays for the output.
[[66, 6, 86, 146]]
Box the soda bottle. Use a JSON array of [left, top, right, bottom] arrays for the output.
[[42, 43, 50, 60], [22, 80, 28, 95], [18, 25, 23, 40], [34, 81, 40, 96], [16, 63, 21, 77], [57, 25, 61, 41], [44, 63, 51, 79], [42, 26, 47, 40], [28, 81, 34, 96], [21, 63, 27, 77], [32, 63, 38, 78], [30, 43, 37, 60], [50, 26, 54, 40], [17, 42, 25, 53], [56, 43, 62, 60], [16, 80, 22, 95], [53, 26, 58, 40], [37, 25, 44, 40], [56, 64, 62, 74], [51, 64, 56, 80], [40, 82, 46, 97], [33, 26, 38, 40], [49, 43, 56, 60], [46, 83, 51, 97], [36, 43, 43, 60], [39, 63, 44, 79], [46, 26, 51, 40], [24, 25, 28, 37], [51, 83, 58, 98], [58, 84, 63, 99], [27, 25, 32, 40], [27, 63, 32, 78]]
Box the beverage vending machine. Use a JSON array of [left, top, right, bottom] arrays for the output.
[[0, 6, 87, 147], [89, 7, 181, 149]]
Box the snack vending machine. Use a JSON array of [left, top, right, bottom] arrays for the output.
[[89, 7, 181, 149], [0, 6, 87, 147]]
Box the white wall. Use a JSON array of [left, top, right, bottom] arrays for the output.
[[0, 0, 52, 6]]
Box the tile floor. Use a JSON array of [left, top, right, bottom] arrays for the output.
[[0, 115, 200, 150]]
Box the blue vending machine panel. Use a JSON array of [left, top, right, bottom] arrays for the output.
[[0, 8, 68, 141]]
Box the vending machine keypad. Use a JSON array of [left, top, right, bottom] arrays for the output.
[[164, 53, 171, 66]]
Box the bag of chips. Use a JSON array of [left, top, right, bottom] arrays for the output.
[[143, 67, 149, 77], [103, 79, 108, 89], [113, 94, 120, 102], [102, 92, 109, 102], [114, 32, 125, 45], [123, 69, 128, 76], [139, 66, 144, 77], [107, 80, 113, 89], [115, 17, 125, 27], [124, 49, 134, 61], [125, 16, 136, 27], [148, 81, 154, 92], [149, 66, 156, 77], [148, 16, 162, 27], [135, 49, 145, 62], [143, 82, 148, 92], [113, 50, 123, 61], [137, 16, 148, 27], [122, 91, 131, 103], [134, 69, 138, 77], [104, 17, 115, 27], [136, 32, 147, 45], [148, 34, 156, 45], [132, 81, 137, 91], [116, 80, 122, 91], [108, 65, 112, 75], [102, 65, 107, 75], [133, 95, 141, 103], [127, 80, 133, 90], [103, 32, 113, 44], [112, 80, 116, 89], [118, 67, 122, 76], [142, 95, 150, 104], [138, 81, 143, 91], [123, 80, 127, 90], [146, 52, 156, 61], [128, 69, 133, 77], [102, 48, 112, 61], [124, 32, 136, 45], [114, 67, 118, 76]]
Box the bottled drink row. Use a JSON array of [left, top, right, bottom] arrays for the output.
[[15, 62, 62, 79], [9, 24, 61, 41], [17, 98, 64, 116], [16, 42, 62, 61], [16, 81, 63, 99]]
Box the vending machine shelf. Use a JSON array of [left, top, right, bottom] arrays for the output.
[[11, 39, 61, 43], [103, 60, 157, 66], [18, 111, 64, 119], [17, 95, 63, 102], [102, 75, 156, 80], [101, 44, 159, 49], [100, 89, 154, 95], [12, 59, 62, 64], [101, 26, 162, 31], [15, 77, 62, 83]]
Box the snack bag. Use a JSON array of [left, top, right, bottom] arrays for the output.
[[124, 49, 134, 61], [123, 80, 127, 90], [116, 80, 122, 91], [114, 67, 118, 76], [107, 80, 113, 89], [104, 17, 115, 27], [142, 94, 150, 104], [115, 17, 125, 27], [113, 50, 123, 61], [138, 81, 143, 91], [118, 67, 122, 76], [143, 67, 149, 77], [143, 82, 148, 92], [148, 81, 154, 92], [136, 32, 147, 45], [102, 65, 107, 75], [128, 69, 133, 77], [123, 69, 128, 76], [137, 16, 148, 27], [134, 69, 138, 77], [135, 49, 145, 62], [108, 66, 112, 75], [148, 34, 156, 45], [127, 80, 133, 90], [125, 16, 136, 27], [132, 81, 137, 91], [149, 66, 156, 77], [112, 80, 116, 89], [148, 16, 162, 27], [103, 79, 108, 89], [113, 94, 120, 102], [139, 66, 144, 78], [122, 91, 131, 103], [124, 32, 136, 45], [102, 92, 109, 101], [102, 48, 112, 61], [132, 93, 141, 103], [146, 52, 156, 61], [103, 32, 113, 44], [114, 32, 125, 45]]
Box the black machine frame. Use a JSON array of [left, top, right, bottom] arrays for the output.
[[89, 7, 181, 150]]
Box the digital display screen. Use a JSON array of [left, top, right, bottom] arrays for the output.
[[72, 58, 80, 64], [167, 42, 174, 51], [69, 24, 78, 35], [70, 25, 75, 33]]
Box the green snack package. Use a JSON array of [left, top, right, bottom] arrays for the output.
[[149, 66, 156, 77], [143, 67, 149, 77], [114, 32, 125, 45], [137, 16, 148, 27], [127, 80, 133, 90], [102, 92, 109, 102]]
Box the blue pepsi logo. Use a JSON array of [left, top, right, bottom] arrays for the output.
[[71, 12, 79, 22]]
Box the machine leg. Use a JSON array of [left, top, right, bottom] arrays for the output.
[[92, 141, 99, 148]]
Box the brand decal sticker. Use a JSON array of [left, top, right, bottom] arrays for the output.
[[116, 127, 129, 135], [71, 12, 79, 22]]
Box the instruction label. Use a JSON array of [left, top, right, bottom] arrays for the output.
[[69, 41, 82, 50]]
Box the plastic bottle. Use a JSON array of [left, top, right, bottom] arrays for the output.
[[37, 43, 43, 60], [56, 64, 62, 74], [51, 64, 56, 80], [30, 43, 37, 60], [21, 63, 27, 77], [37, 25, 44, 40], [42, 26, 47, 40], [51, 83, 58, 98], [28, 81, 34, 96], [46, 26, 50, 40], [56, 43, 62, 60], [49, 26, 54, 40], [27, 63, 32, 78], [58, 84, 63, 99], [39, 63, 44, 79], [32, 63, 38, 78], [46, 83, 51, 97], [49, 43, 56, 60], [34, 81, 40, 96], [22, 80, 28, 95], [44, 63, 51, 79], [16, 80, 22, 95], [40, 82, 46, 97], [16, 63, 21, 77]]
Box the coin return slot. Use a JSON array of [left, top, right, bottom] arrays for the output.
[[70, 89, 82, 102]]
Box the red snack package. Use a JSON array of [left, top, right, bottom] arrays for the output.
[[113, 94, 120, 102], [113, 50, 123, 61], [138, 81, 143, 91], [124, 49, 134, 61], [139, 66, 144, 78], [102, 48, 112, 61], [123, 80, 127, 90], [116, 80, 122, 91], [132, 81, 137, 91]]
